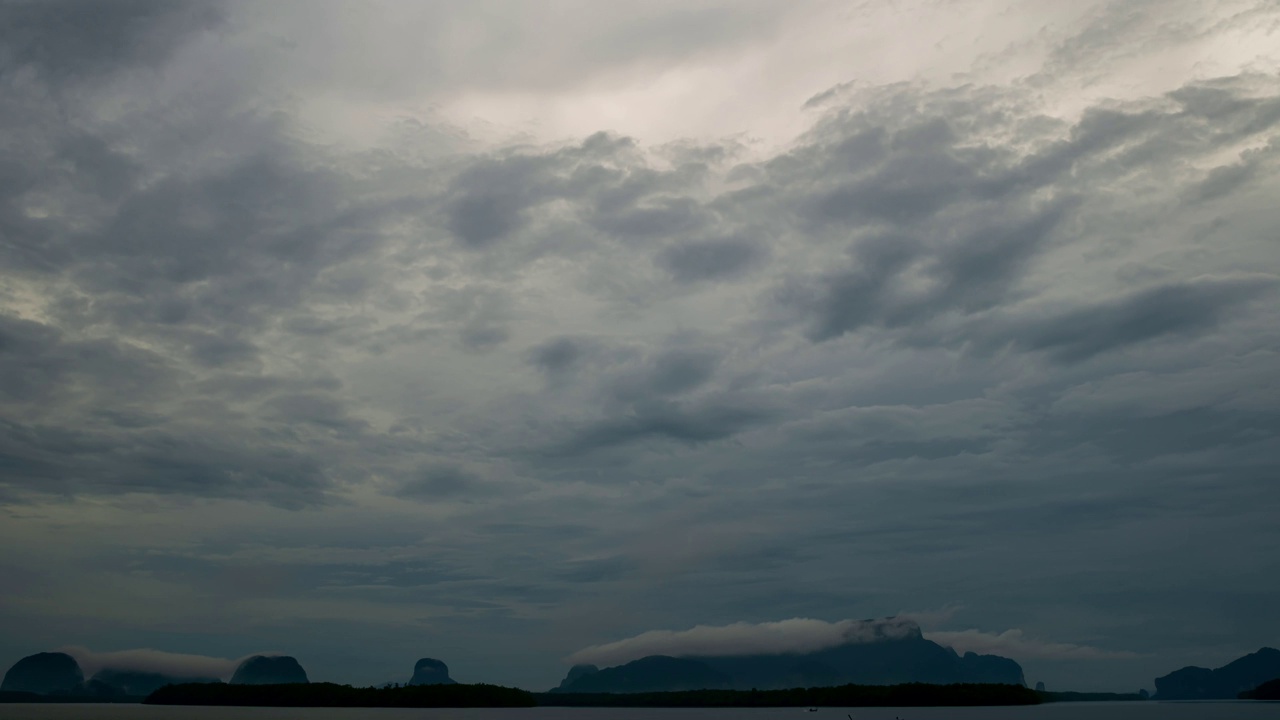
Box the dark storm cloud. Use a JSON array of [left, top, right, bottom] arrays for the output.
[[2, 0, 1279, 694], [659, 237, 763, 282], [610, 346, 722, 399], [440, 131, 723, 267], [446, 155, 559, 248], [589, 195, 707, 240], [1189, 159, 1259, 203], [555, 555, 634, 584], [85, 151, 372, 302], [0, 0, 223, 79], [994, 276, 1276, 362], [445, 132, 675, 249], [0, 416, 332, 507], [0, 105, 418, 505], [522, 333, 763, 456], [554, 398, 773, 455], [0, 115, 443, 506], [396, 464, 483, 500], [642, 348, 720, 395], [758, 77, 1280, 352], [436, 285, 515, 352], [786, 197, 1078, 342], [0, 313, 175, 406], [1038, 406, 1280, 465], [3, 116, 400, 337], [460, 324, 509, 351], [2, 63, 1276, 513], [264, 393, 368, 434], [55, 133, 143, 201], [529, 336, 588, 375]]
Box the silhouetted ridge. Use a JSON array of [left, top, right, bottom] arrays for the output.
[[556, 656, 732, 693], [1240, 677, 1280, 700], [1154, 647, 1280, 700], [1, 652, 84, 695], [230, 655, 309, 685]]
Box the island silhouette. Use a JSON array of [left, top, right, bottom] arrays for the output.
[[4, 640, 1278, 707]]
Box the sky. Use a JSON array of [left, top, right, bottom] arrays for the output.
[[0, 0, 1278, 694]]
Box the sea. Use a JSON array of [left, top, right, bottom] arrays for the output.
[[0, 704, 1275, 720]]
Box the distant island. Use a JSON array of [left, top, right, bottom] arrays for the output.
[[551, 618, 1025, 693]]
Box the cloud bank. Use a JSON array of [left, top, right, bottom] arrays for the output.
[[58, 646, 274, 681], [924, 630, 1141, 661]]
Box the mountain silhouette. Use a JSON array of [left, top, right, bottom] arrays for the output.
[[556, 664, 599, 690], [553, 621, 1024, 692], [1154, 647, 1280, 700]]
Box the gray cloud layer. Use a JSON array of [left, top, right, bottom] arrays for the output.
[[1, 0, 1278, 694]]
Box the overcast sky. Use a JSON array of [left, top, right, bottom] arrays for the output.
[[1, 0, 1278, 694]]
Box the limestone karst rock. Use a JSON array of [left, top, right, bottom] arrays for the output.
[[229, 655, 309, 685], [556, 664, 599, 690], [1, 652, 84, 695], [408, 658, 458, 685]]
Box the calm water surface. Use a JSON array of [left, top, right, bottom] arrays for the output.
[[1, 703, 1276, 720]]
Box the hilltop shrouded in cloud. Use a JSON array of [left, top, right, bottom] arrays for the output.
[[567, 616, 1137, 668], [1, 0, 1278, 694], [58, 647, 278, 682], [568, 616, 922, 667], [925, 630, 1142, 662]]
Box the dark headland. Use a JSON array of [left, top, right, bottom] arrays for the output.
[[1154, 647, 1280, 700], [1240, 677, 1280, 700], [146, 681, 537, 707]]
